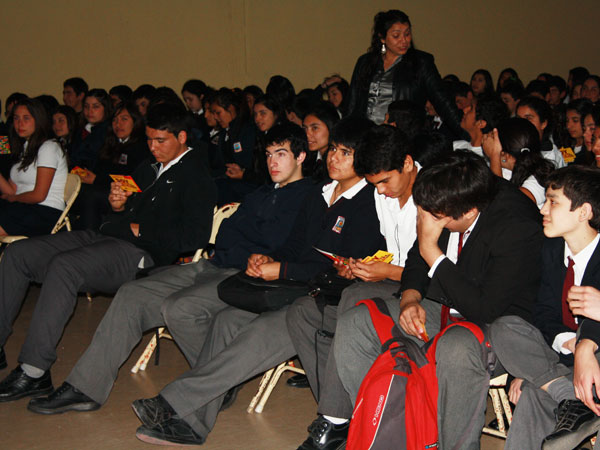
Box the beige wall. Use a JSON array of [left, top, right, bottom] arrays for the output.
[[1, 0, 599, 115]]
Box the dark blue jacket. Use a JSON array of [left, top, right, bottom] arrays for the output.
[[212, 178, 314, 269]]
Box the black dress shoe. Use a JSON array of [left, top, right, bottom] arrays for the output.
[[0, 348, 6, 370], [542, 399, 600, 450], [28, 382, 100, 414], [132, 395, 177, 428], [0, 366, 53, 402], [298, 415, 349, 450], [136, 417, 205, 446], [287, 373, 310, 389]]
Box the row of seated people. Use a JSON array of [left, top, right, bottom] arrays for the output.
[[1, 85, 600, 449], [2, 87, 599, 240]]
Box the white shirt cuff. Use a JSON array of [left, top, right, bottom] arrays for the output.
[[552, 332, 577, 355], [428, 255, 447, 278]]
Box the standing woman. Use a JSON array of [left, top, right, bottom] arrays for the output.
[[69, 88, 112, 171], [0, 98, 67, 236], [346, 10, 463, 138]]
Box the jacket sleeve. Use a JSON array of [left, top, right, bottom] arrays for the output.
[[399, 237, 434, 299], [346, 54, 368, 118], [417, 54, 466, 140], [432, 218, 542, 324]]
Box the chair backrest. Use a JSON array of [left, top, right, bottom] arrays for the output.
[[51, 173, 82, 234], [192, 202, 240, 262]]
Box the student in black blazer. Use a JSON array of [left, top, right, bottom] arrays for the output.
[[334, 151, 543, 449], [490, 165, 600, 450]]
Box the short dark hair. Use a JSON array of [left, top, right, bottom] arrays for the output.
[[254, 94, 285, 124], [387, 100, 427, 139], [109, 85, 133, 103], [498, 79, 525, 101], [411, 131, 452, 168], [266, 75, 296, 109], [547, 166, 600, 229], [547, 76, 567, 93], [181, 79, 208, 98], [63, 77, 88, 96], [413, 150, 496, 219], [354, 125, 411, 176], [475, 98, 509, 133], [570, 67, 590, 86], [146, 101, 190, 136], [525, 80, 549, 98], [453, 81, 473, 98], [330, 116, 375, 152], [132, 84, 156, 102], [264, 122, 308, 158]]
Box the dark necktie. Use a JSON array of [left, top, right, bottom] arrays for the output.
[[561, 257, 578, 330]]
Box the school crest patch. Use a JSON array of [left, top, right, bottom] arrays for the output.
[[332, 216, 345, 234]]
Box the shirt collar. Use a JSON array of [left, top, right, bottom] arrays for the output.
[[157, 147, 192, 178], [565, 233, 600, 268], [322, 178, 368, 205]]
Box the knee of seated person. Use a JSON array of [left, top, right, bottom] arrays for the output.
[[161, 293, 209, 325], [489, 315, 530, 344], [336, 304, 371, 343], [286, 296, 315, 327], [435, 326, 483, 369], [338, 284, 367, 314]]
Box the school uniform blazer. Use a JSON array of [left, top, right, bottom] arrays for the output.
[[400, 178, 543, 325]]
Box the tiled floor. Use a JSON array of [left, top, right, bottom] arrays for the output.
[[0, 287, 508, 449]]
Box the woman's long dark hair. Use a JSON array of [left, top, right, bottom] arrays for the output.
[[498, 117, 555, 188], [99, 101, 145, 164], [354, 10, 415, 96], [8, 98, 62, 170], [80, 88, 112, 127]]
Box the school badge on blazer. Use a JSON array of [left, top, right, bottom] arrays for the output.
[[332, 216, 345, 234]]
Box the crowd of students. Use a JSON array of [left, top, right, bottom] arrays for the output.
[[1, 7, 600, 450]]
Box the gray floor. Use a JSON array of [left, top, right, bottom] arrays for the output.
[[0, 287, 508, 449]]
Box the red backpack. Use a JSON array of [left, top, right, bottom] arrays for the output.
[[346, 298, 485, 450]]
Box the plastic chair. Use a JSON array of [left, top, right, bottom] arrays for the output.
[[247, 360, 305, 413], [130, 203, 240, 373], [0, 173, 81, 246]]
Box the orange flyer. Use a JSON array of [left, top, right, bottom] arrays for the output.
[[110, 174, 142, 192], [70, 166, 88, 176], [362, 250, 394, 264]]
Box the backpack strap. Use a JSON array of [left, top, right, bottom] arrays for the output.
[[357, 298, 398, 345]]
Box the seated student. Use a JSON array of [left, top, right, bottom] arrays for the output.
[[582, 75, 600, 106], [51, 105, 77, 154], [0, 102, 216, 403], [62, 77, 88, 114], [181, 79, 210, 136], [286, 90, 319, 126], [72, 101, 150, 230], [69, 88, 113, 171], [411, 130, 452, 167], [302, 101, 340, 182], [242, 85, 264, 112], [547, 76, 568, 108], [526, 79, 550, 101], [108, 85, 132, 108], [131, 84, 156, 117], [453, 81, 475, 112], [210, 88, 257, 204], [489, 166, 600, 450], [288, 124, 419, 449], [517, 96, 566, 167], [124, 116, 384, 447], [483, 117, 555, 209], [496, 67, 521, 92], [26, 122, 312, 412], [498, 79, 525, 117], [563, 99, 594, 163], [335, 151, 543, 449], [453, 97, 509, 157], [582, 105, 600, 168], [0, 98, 68, 236], [470, 69, 496, 100], [384, 100, 428, 138]]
